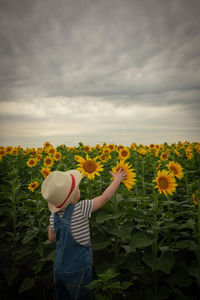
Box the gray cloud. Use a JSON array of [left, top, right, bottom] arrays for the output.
[[0, 0, 200, 146]]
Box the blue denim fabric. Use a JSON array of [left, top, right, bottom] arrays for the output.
[[53, 204, 93, 300]]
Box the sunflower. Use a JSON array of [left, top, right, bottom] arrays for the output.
[[27, 158, 37, 167], [117, 145, 124, 151], [194, 143, 200, 153], [103, 148, 111, 156], [112, 160, 137, 190], [149, 144, 155, 150], [43, 142, 52, 148], [36, 154, 43, 161], [160, 153, 168, 161], [0, 148, 6, 156], [76, 154, 103, 180], [174, 149, 180, 157], [99, 154, 107, 163], [48, 147, 56, 155], [138, 148, 147, 156], [43, 156, 54, 167], [108, 144, 115, 151], [186, 149, 193, 160], [6, 146, 13, 153], [30, 148, 37, 156], [83, 145, 92, 153], [54, 152, 62, 161], [28, 181, 39, 192], [130, 144, 137, 151], [118, 147, 130, 160], [41, 167, 51, 178], [192, 191, 200, 206], [11, 148, 18, 155], [95, 144, 101, 150], [167, 161, 184, 179], [153, 169, 177, 196]]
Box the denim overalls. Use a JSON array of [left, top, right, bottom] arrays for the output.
[[53, 204, 93, 300]]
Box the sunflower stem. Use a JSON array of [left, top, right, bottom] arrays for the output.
[[197, 191, 200, 264], [152, 192, 158, 259], [142, 160, 145, 196], [89, 179, 92, 199], [36, 194, 43, 259], [113, 192, 119, 257], [185, 176, 190, 201]]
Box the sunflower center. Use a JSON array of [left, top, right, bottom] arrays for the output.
[[121, 150, 128, 157], [158, 177, 169, 189], [30, 160, 35, 165], [83, 160, 97, 173], [46, 159, 52, 164]]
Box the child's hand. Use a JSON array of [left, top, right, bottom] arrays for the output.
[[109, 168, 127, 182]]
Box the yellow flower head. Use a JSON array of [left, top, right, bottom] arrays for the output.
[[167, 161, 184, 179], [112, 160, 137, 190], [83, 145, 92, 153], [160, 153, 168, 161], [186, 149, 193, 160], [103, 148, 111, 156], [43, 156, 54, 167], [36, 154, 43, 161], [76, 154, 104, 180], [11, 148, 18, 155], [41, 167, 51, 178], [108, 144, 116, 152], [138, 148, 147, 156], [153, 169, 177, 196], [54, 152, 62, 161], [0, 148, 6, 156], [118, 147, 130, 160], [99, 154, 108, 163], [94, 144, 101, 149], [117, 145, 124, 151], [153, 148, 158, 157], [27, 158, 37, 167], [130, 144, 137, 151], [48, 147, 56, 155], [6, 146, 13, 153], [149, 144, 155, 150], [174, 149, 180, 157], [192, 191, 200, 206], [43, 142, 52, 148], [28, 181, 39, 192]]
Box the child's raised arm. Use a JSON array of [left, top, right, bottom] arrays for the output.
[[91, 168, 126, 212]]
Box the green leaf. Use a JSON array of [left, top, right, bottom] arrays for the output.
[[93, 240, 111, 251], [96, 211, 122, 223], [40, 249, 56, 262], [19, 277, 36, 294], [124, 255, 145, 275], [143, 250, 175, 274], [5, 266, 19, 285], [130, 232, 152, 249], [22, 229, 38, 244]]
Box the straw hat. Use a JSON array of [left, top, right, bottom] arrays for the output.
[[41, 170, 82, 213]]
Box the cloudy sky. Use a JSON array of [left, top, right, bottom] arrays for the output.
[[0, 0, 200, 148]]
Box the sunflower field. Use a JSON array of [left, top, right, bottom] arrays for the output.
[[0, 141, 200, 300]]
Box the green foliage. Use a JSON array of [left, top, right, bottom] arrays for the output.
[[0, 142, 200, 299], [87, 268, 132, 300]]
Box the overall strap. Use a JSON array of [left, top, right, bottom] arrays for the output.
[[63, 204, 75, 223]]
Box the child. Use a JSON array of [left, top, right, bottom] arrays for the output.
[[41, 168, 126, 300]]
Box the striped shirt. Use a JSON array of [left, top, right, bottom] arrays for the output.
[[49, 200, 93, 246]]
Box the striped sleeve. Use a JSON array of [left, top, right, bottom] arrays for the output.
[[49, 213, 54, 230], [79, 200, 93, 219]]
